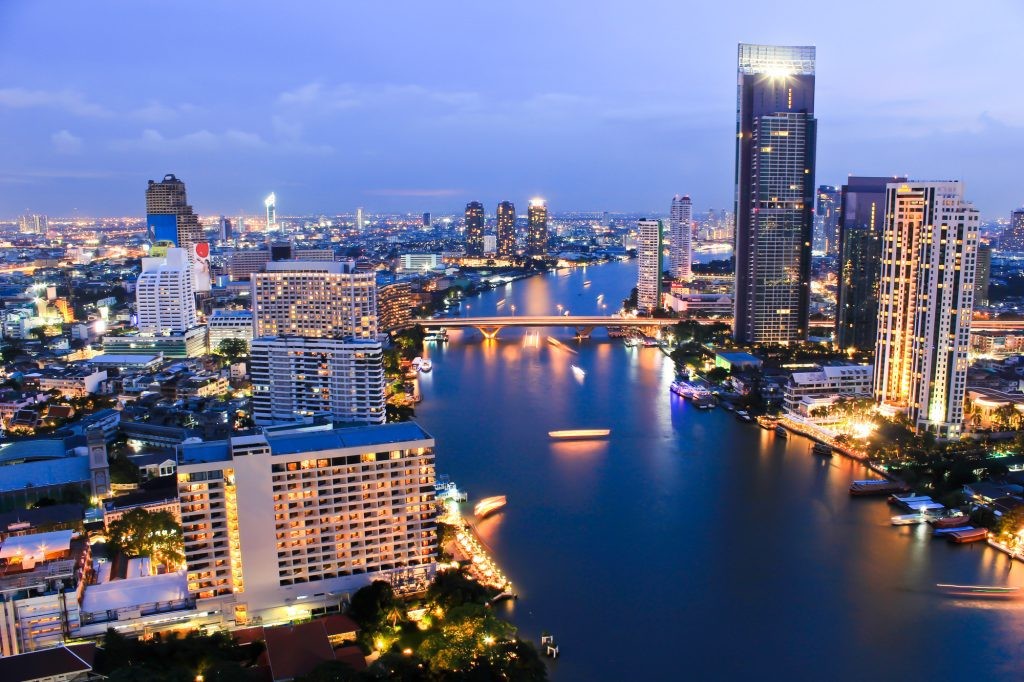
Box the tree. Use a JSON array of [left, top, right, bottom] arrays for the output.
[[216, 338, 249, 363], [296, 660, 360, 682], [348, 580, 397, 629], [107, 508, 184, 571], [426, 569, 493, 610]]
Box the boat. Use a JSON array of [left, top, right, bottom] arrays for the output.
[[411, 356, 423, 368], [932, 525, 975, 536], [774, 426, 788, 438], [474, 495, 507, 518], [757, 416, 778, 430], [583, 280, 592, 287], [812, 443, 832, 457], [891, 513, 929, 526], [548, 429, 611, 440], [735, 410, 753, 422], [571, 365, 586, 379], [937, 584, 1022, 599], [670, 381, 690, 398], [419, 359, 433, 373], [929, 514, 971, 529], [888, 493, 932, 506], [496, 298, 506, 308], [947, 528, 988, 544], [849, 479, 910, 496]]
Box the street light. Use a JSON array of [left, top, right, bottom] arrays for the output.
[[510, 304, 516, 317]]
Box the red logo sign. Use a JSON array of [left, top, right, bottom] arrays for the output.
[[194, 242, 210, 259]]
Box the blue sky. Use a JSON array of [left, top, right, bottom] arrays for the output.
[[1, 1, 1021, 218]]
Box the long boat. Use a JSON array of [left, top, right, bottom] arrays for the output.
[[849, 479, 911, 496], [929, 514, 971, 529], [548, 429, 611, 440], [932, 525, 975, 536], [937, 584, 1022, 599], [947, 528, 988, 544]]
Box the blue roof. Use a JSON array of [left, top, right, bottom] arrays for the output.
[[717, 351, 761, 362], [0, 439, 69, 465], [267, 422, 433, 456], [179, 441, 231, 465], [0, 457, 90, 493]]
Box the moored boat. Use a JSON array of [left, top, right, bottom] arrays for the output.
[[947, 528, 988, 544], [891, 513, 929, 526], [812, 443, 832, 457], [849, 479, 910, 496], [775, 426, 788, 438], [419, 359, 433, 373], [735, 410, 753, 422], [548, 429, 611, 440], [929, 514, 971, 529]]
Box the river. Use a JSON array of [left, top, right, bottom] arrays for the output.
[[414, 260, 1024, 681]]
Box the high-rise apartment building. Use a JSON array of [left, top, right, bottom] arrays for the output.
[[250, 337, 386, 425], [636, 219, 663, 314], [464, 202, 485, 256], [527, 198, 548, 257], [176, 421, 437, 624], [813, 185, 841, 255], [422, 212, 431, 227], [669, 195, 693, 281], [17, 214, 48, 235], [874, 181, 980, 438], [496, 201, 516, 258], [1002, 209, 1024, 251], [218, 215, 232, 241], [265, 193, 277, 230], [836, 176, 906, 352], [146, 174, 203, 248], [378, 282, 413, 331], [356, 207, 365, 231], [733, 44, 817, 344], [251, 261, 377, 339], [975, 243, 991, 307], [136, 247, 198, 334]]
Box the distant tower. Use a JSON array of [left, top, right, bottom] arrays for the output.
[[733, 44, 817, 344], [814, 186, 841, 255], [218, 215, 232, 241], [636, 219, 663, 314], [975, 244, 991, 307], [527, 198, 548, 257], [422, 212, 431, 227], [356, 207, 365, 231], [496, 201, 516, 258], [669, 195, 692, 281], [465, 202, 485, 256], [146, 174, 203, 249], [1002, 209, 1024, 251], [86, 428, 110, 499], [265, 193, 277, 230]]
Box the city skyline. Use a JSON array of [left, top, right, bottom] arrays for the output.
[[1, 1, 1023, 217]]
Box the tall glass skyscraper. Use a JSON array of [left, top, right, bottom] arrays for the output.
[[265, 192, 277, 230], [733, 44, 817, 344], [669, 195, 692, 281], [836, 176, 905, 352], [496, 201, 516, 258], [813, 185, 840, 255], [464, 201, 485, 256], [527, 198, 548, 256]]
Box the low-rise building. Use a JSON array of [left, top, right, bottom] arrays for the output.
[[207, 309, 254, 348], [783, 363, 874, 416], [27, 367, 107, 399], [102, 327, 208, 359]]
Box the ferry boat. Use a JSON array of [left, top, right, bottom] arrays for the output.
[[757, 416, 778, 430], [474, 495, 507, 518], [937, 584, 1021, 599], [774, 426, 788, 438], [812, 443, 832, 457], [849, 479, 910, 496], [947, 528, 988, 544], [419, 359, 433, 373], [548, 429, 611, 440]]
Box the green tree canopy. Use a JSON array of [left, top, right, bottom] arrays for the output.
[[107, 508, 184, 570], [216, 338, 249, 363]]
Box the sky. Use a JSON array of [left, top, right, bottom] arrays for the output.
[[1, 0, 1022, 219]]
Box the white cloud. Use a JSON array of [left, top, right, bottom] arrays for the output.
[[111, 128, 269, 153], [51, 129, 83, 154], [0, 88, 109, 116], [130, 101, 201, 123]]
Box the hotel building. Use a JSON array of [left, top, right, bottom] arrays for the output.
[[465, 202, 485, 256], [527, 199, 548, 257], [496, 201, 516, 258], [636, 219, 663, 314], [669, 195, 692, 282]]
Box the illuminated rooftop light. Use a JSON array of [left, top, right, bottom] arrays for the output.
[[264, 192, 276, 208], [529, 197, 546, 208]]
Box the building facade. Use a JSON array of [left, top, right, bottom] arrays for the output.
[[146, 174, 203, 248], [176, 422, 437, 625], [812, 185, 841, 255], [636, 219, 663, 314], [669, 195, 693, 281], [733, 44, 817, 344], [496, 201, 516, 259], [836, 176, 906, 352], [526, 199, 548, 257], [136, 248, 198, 334], [975, 243, 991, 307], [208, 310, 254, 348], [251, 261, 378, 340], [464, 202, 485, 256], [378, 282, 412, 332], [874, 181, 980, 437], [265, 193, 277, 230], [1002, 209, 1024, 251], [250, 337, 386, 425], [783, 363, 873, 416]]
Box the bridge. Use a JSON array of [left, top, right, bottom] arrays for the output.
[[413, 315, 679, 340]]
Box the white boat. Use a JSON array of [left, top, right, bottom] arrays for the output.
[[571, 365, 586, 379], [891, 513, 929, 526], [419, 359, 433, 373], [411, 356, 423, 368]]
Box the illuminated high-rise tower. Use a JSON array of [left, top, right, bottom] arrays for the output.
[[527, 198, 548, 257], [636, 219, 663, 314], [874, 181, 979, 438], [813, 185, 841, 255], [145, 174, 203, 248], [669, 195, 692, 281], [465, 201, 485, 256], [356, 207, 365, 231], [733, 44, 817, 344], [496, 201, 516, 258], [265, 192, 277, 230], [1002, 209, 1024, 251]]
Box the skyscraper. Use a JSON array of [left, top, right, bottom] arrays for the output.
[[636, 219, 663, 314], [836, 176, 905, 351], [874, 181, 979, 438], [464, 201, 485, 256], [1002, 209, 1024, 251], [975, 243, 991, 307], [527, 198, 548, 257], [422, 212, 431, 227], [18, 214, 47, 235], [146, 174, 203, 248], [496, 201, 516, 258], [264, 192, 277, 230], [733, 44, 817, 344], [135, 247, 198, 334], [218, 215, 232, 241], [669, 195, 693, 281], [356, 207, 365, 231], [251, 261, 378, 339], [813, 185, 841, 255]]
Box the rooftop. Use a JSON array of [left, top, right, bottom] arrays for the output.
[[267, 421, 433, 455], [0, 456, 90, 493], [0, 643, 95, 682], [81, 570, 189, 614]]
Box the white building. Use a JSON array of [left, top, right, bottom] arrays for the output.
[[250, 337, 386, 425], [483, 235, 497, 255], [784, 363, 873, 416], [176, 422, 437, 625], [136, 247, 197, 334], [208, 309, 254, 348], [397, 253, 443, 273], [251, 261, 378, 340], [636, 219, 663, 314], [669, 195, 693, 281], [874, 181, 979, 437]]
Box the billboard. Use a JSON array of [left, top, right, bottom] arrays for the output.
[[192, 242, 211, 292], [147, 214, 179, 245]]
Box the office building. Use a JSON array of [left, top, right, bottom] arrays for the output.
[[146, 174, 203, 248], [378, 282, 413, 331], [229, 249, 271, 280], [874, 181, 980, 438], [636, 219, 663, 314], [218, 215, 232, 241], [836, 176, 906, 352], [250, 337, 386, 425], [18, 214, 47, 235], [669, 195, 693, 281], [397, 253, 442, 273], [208, 309, 254, 347], [356, 207, 365, 231], [465, 202, 485, 256], [252, 261, 377, 340], [422, 212, 431, 227], [496, 201, 516, 258], [527, 198, 548, 257], [176, 422, 437, 623], [1002, 209, 1024, 251], [733, 44, 817, 344], [265, 193, 277, 230], [975, 243, 991, 307], [813, 185, 841, 255], [136, 247, 197, 334]]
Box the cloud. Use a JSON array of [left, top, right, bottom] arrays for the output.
[[364, 188, 463, 197], [0, 88, 110, 116], [130, 101, 201, 122], [276, 81, 482, 113], [51, 129, 82, 154], [111, 128, 269, 153]]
